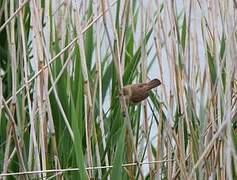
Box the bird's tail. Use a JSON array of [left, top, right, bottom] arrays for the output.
[[147, 79, 161, 90]]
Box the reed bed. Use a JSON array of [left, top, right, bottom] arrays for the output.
[[0, 0, 237, 179]]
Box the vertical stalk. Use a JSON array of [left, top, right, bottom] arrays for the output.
[[19, 0, 41, 176], [75, 7, 93, 178], [95, 2, 110, 178], [140, 0, 154, 179]]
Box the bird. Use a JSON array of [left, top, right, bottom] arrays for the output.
[[119, 78, 161, 104]]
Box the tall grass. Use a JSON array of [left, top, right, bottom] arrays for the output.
[[0, 0, 237, 179]]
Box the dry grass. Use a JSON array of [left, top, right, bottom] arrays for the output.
[[0, 0, 237, 179]]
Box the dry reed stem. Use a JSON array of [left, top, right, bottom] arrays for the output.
[[0, 159, 174, 177], [0, 0, 30, 32], [19, 0, 41, 174], [29, 1, 47, 178], [1, 0, 237, 179], [140, 1, 154, 179], [4, 0, 117, 106], [2, 98, 28, 179], [75, 7, 93, 178], [95, 1, 110, 178]]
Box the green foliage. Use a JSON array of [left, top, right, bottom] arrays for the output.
[[111, 124, 126, 180], [0, 1, 236, 179]]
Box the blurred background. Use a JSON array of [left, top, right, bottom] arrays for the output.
[[0, 0, 237, 179]]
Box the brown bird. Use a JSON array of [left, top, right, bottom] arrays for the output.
[[119, 79, 161, 104]]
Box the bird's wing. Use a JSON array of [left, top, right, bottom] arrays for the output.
[[131, 93, 149, 103], [136, 83, 147, 87], [130, 86, 149, 103], [124, 82, 147, 88]]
